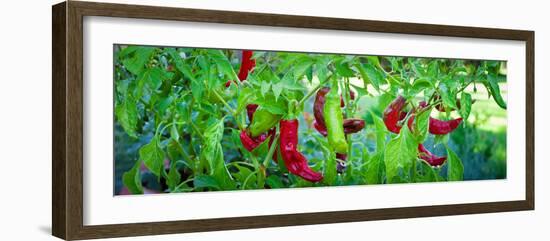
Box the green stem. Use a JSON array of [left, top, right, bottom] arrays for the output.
[[297, 73, 333, 107], [262, 134, 280, 167], [212, 89, 236, 115], [241, 170, 259, 190]]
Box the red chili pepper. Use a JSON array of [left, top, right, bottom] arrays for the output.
[[246, 104, 258, 122], [429, 118, 463, 135], [418, 143, 447, 167], [280, 119, 323, 182], [314, 118, 365, 137], [225, 50, 256, 87], [343, 118, 365, 134], [386, 98, 462, 135], [383, 95, 407, 134], [239, 130, 268, 152]]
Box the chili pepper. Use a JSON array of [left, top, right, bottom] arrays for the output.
[[239, 130, 268, 152], [313, 120, 328, 136], [314, 87, 355, 127], [246, 104, 258, 122], [225, 50, 256, 87], [323, 87, 349, 153], [386, 98, 462, 135], [383, 95, 407, 134], [249, 108, 282, 137], [343, 118, 365, 134], [279, 119, 323, 182], [429, 117, 463, 135], [418, 144, 447, 167]]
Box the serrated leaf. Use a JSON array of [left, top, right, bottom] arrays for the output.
[[446, 146, 464, 181], [139, 136, 165, 177], [459, 92, 472, 121], [122, 160, 143, 194], [384, 120, 418, 183]]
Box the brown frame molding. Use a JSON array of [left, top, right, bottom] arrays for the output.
[[52, 1, 535, 240]]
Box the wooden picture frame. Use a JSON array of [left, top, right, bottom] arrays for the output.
[[52, 1, 534, 240]]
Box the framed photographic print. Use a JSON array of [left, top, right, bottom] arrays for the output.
[[52, 1, 534, 240]]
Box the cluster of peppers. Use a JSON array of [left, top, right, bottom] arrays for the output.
[[383, 95, 463, 167], [230, 50, 462, 181], [233, 50, 367, 182], [233, 50, 323, 182], [312, 87, 365, 172]]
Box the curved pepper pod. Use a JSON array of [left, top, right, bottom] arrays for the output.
[[280, 119, 323, 182], [239, 130, 268, 152], [343, 118, 365, 134], [418, 143, 447, 167], [225, 50, 256, 87], [383, 95, 407, 134], [429, 117, 463, 135], [323, 88, 349, 153]]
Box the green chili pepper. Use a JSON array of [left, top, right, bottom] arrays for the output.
[[323, 85, 348, 153], [249, 108, 281, 137]]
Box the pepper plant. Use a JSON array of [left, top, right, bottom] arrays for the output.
[[115, 45, 507, 194]]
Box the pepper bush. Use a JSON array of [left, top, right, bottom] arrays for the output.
[[114, 46, 507, 194]]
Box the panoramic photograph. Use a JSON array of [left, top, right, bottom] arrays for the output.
[[113, 45, 507, 195]]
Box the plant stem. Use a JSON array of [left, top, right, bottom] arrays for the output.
[[263, 134, 280, 167]]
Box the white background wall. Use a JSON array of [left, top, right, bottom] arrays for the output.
[[0, 0, 547, 240]]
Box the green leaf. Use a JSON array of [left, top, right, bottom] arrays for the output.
[[411, 78, 433, 96], [446, 146, 464, 181], [356, 62, 383, 91], [293, 57, 314, 80], [335, 60, 355, 77], [272, 82, 284, 101], [208, 49, 239, 81], [122, 160, 143, 194], [485, 73, 507, 109], [384, 120, 418, 183], [459, 92, 472, 121], [260, 81, 271, 97], [170, 123, 180, 141], [167, 160, 181, 191], [138, 67, 170, 91], [439, 82, 458, 110], [371, 112, 387, 152], [414, 107, 431, 143], [194, 175, 220, 190], [364, 152, 383, 184], [367, 56, 381, 68], [139, 136, 165, 177], [115, 96, 138, 138], [167, 49, 196, 82], [266, 175, 284, 188], [122, 47, 155, 75]]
